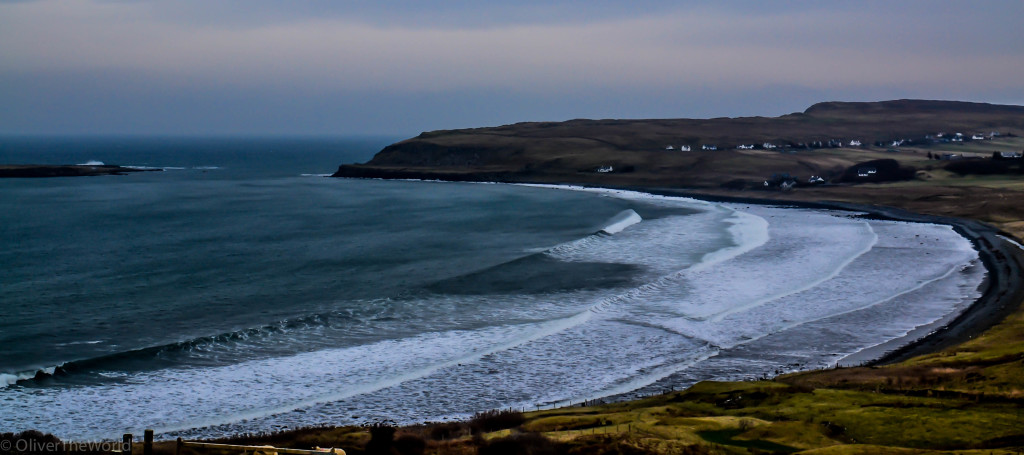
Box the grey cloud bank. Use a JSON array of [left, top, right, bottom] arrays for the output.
[[2, 0, 1022, 136]]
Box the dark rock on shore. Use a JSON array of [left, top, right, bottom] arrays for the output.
[[0, 165, 160, 178]]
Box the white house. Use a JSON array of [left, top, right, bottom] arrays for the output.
[[597, 166, 614, 173], [857, 167, 877, 177], [665, 145, 675, 150], [762, 143, 777, 149], [952, 137, 964, 143], [737, 144, 754, 150], [972, 134, 986, 140], [808, 176, 825, 184], [849, 140, 862, 147], [891, 140, 904, 147], [702, 145, 717, 151], [680, 145, 692, 151]]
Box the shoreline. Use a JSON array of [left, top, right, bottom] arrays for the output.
[[616, 186, 1024, 365], [339, 176, 1024, 368]]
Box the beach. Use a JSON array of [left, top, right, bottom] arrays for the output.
[[631, 187, 1024, 366]]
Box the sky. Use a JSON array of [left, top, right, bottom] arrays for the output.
[[1, 0, 1023, 136]]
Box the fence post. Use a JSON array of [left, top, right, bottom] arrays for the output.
[[123, 434, 133, 455], [143, 430, 153, 455], [175, 438, 183, 455]]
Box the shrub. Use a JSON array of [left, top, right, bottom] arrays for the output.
[[469, 409, 526, 433], [428, 422, 468, 441], [393, 435, 426, 455], [478, 433, 558, 455]]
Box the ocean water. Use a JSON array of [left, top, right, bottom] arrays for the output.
[[0, 137, 985, 440]]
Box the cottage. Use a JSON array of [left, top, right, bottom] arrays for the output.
[[701, 145, 717, 151], [972, 134, 986, 140], [990, 131, 1001, 137], [808, 176, 825, 184], [857, 167, 877, 177], [849, 140, 862, 147], [665, 145, 675, 150], [762, 143, 777, 150], [680, 145, 692, 152], [737, 144, 754, 150], [596, 166, 614, 173]]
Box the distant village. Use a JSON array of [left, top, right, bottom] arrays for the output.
[[656, 130, 1010, 157], [594, 130, 1022, 190]]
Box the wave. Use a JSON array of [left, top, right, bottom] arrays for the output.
[[1, 367, 56, 388], [77, 160, 105, 166], [998, 234, 1024, 251], [1, 313, 348, 389], [600, 209, 642, 234], [690, 208, 770, 272], [150, 312, 597, 434]]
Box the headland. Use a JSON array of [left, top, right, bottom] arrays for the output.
[[0, 164, 160, 178]]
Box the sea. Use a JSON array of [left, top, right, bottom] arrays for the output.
[[0, 136, 986, 440]]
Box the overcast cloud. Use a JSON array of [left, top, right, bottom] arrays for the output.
[[2, 0, 1022, 135]]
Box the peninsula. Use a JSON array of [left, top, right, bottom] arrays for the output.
[[0, 164, 159, 178]]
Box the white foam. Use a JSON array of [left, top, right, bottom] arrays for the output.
[[1, 366, 55, 388], [78, 160, 104, 166]]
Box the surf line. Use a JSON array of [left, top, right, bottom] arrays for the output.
[[706, 218, 879, 322], [153, 311, 595, 436]]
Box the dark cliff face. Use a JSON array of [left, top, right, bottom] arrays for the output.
[[368, 141, 525, 167], [0, 165, 157, 178]]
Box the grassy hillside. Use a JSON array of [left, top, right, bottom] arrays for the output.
[[336, 100, 1024, 189]]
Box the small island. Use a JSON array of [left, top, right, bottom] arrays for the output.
[[0, 164, 160, 178]]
